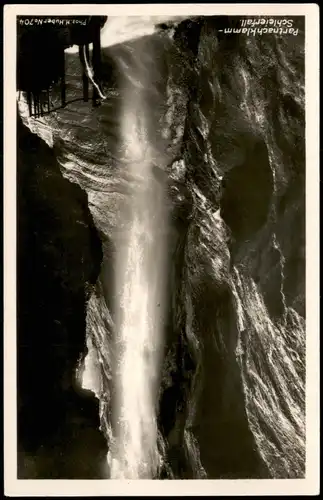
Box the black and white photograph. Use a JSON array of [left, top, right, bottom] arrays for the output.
[[3, 4, 319, 496]]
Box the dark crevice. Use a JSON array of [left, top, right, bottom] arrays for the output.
[[17, 113, 107, 477]]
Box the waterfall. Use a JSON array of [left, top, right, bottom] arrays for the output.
[[107, 64, 168, 479]]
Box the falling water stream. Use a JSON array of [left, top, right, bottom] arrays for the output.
[[107, 63, 169, 479]]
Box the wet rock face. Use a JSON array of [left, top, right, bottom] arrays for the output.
[[17, 16, 305, 479], [17, 115, 107, 477]]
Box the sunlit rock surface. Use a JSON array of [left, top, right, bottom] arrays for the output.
[[17, 15, 305, 479]]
